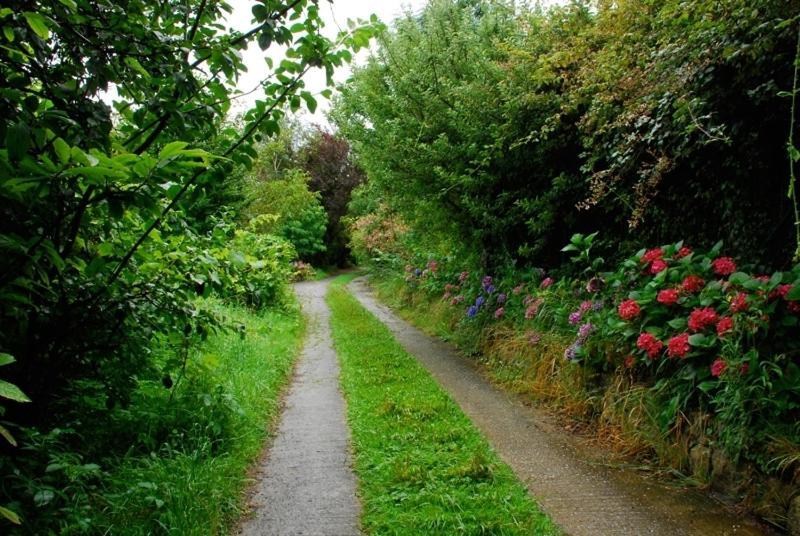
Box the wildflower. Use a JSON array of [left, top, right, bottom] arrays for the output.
[[568, 311, 582, 325], [636, 332, 663, 359], [675, 246, 692, 259], [494, 307, 505, 319], [641, 248, 664, 264], [526, 331, 541, 345], [688, 307, 719, 332], [414, 268, 422, 277], [442, 292, 452, 300], [711, 257, 736, 276], [482, 275, 493, 289], [466, 305, 478, 318], [667, 333, 690, 358], [681, 275, 705, 293], [586, 276, 605, 293], [739, 362, 750, 375], [649, 259, 668, 274], [577, 322, 593, 340], [657, 289, 679, 305], [540, 277, 554, 289], [623, 355, 636, 369], [716, 316, 733, 336], [579, 300, 593, 313], [450, 295, 465, 306], [618, 299, 641, 321], [564, 343, 580, 361], [485, 284, 496, 294], [475, 295, 486, 308], [710, 358, 727, 378], [525, 302, 540, 320], [404, 265, 413, 273], [512, 284, 524, 295], [497, 293, 507, 304], [591, 301, 604, 311], [459, 271, 469, 283], [427, 260, 438, 272], [729, 292, 749, 313]]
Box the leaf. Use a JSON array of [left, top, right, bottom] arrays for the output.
[[57, 0, 78, 10], [124, 57, 151, 79], [0, 505, 21, 525], [53, 137, 70, 164], [5, 122, 31, 161], [301, 92, 317, 114], [0, 353, 14, 367], [23, 12, 50, 40], [688, 334, 707, 347], [33, 489, 54, 507], [3, 26, 14, 42], [0, 380, 31, 402], [786, 284, 800, 301], [667, 318, 687, 330], [158, 141, 189, 161]]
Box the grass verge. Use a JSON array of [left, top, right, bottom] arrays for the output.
[[327, 276, 559, 534], [98, 300, 304, 534]]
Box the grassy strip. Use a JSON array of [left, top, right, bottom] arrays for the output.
[[327, 277, 559, 535], [94, 300, 304, 534]]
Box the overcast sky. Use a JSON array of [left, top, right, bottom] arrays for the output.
[[226, 1, 429, 125]]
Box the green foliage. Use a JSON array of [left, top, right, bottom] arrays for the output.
[[335, 0, 800, 270], [326, 278, 559, 535], [0, 299, 302, 534], [244, 168, 328, 260]]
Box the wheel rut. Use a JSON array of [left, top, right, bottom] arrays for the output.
[[239, 279, 360, 536], [347, 276, 769, 536]]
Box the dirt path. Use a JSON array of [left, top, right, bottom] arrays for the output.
[[239, 279, 360, 536], [348, 277, 768, 536]]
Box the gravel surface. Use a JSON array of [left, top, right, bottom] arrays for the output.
[[348, 276, 768, 536], [239, 279, 360, 536]]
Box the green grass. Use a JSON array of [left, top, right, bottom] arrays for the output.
[[326, 277, 560, 535], [91, 300, 304, 535]]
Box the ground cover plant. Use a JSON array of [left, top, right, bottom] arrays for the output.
[[326, 276, 560, 535]]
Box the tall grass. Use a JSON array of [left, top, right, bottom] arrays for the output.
[[5, 299, 303, 535]]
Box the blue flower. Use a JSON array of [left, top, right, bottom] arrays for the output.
[[466, 305, 478, 318], [484, 284, 496, 294], [414, 268, 422, 277], [475, 295, 486, 308]]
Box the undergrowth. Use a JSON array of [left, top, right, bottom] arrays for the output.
[[2, 299, 303, 535], [326, 276, 559, 535]]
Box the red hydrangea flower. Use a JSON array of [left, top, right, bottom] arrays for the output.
[[770, 284, 793, 301], [636, 332, 664, 359], [710, 358, 727, 378], [667, 333, 690, 358], [641, 248, 664, 264], [675, 246, 692, 259], [711, 257, 736, 276], [649, 259, 668, 274], [681, 275, 705, 293], [618, 299, 641, 321], [729, 292, 749, 313], [657, 289, 679, 305], [688, 307, 719, 332], [716, 316, 733, 336]]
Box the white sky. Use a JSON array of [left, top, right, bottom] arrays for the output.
[[226, 1, 430, 125]]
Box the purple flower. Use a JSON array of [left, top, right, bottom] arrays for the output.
[[564, 343, 580, 361], [591, 301, 604, 312], [482, 275, 493, 286], [494, 307, 505, 319], [475, 295, 485, 308], [568, 311, 582, 325], [578, 322, 593, 340], [497, 293, 507, 304], [484, 284, 495, 294], [579, 300, 593, 313], [466, 305, 478, 318], [540, 277, 554, 289]]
